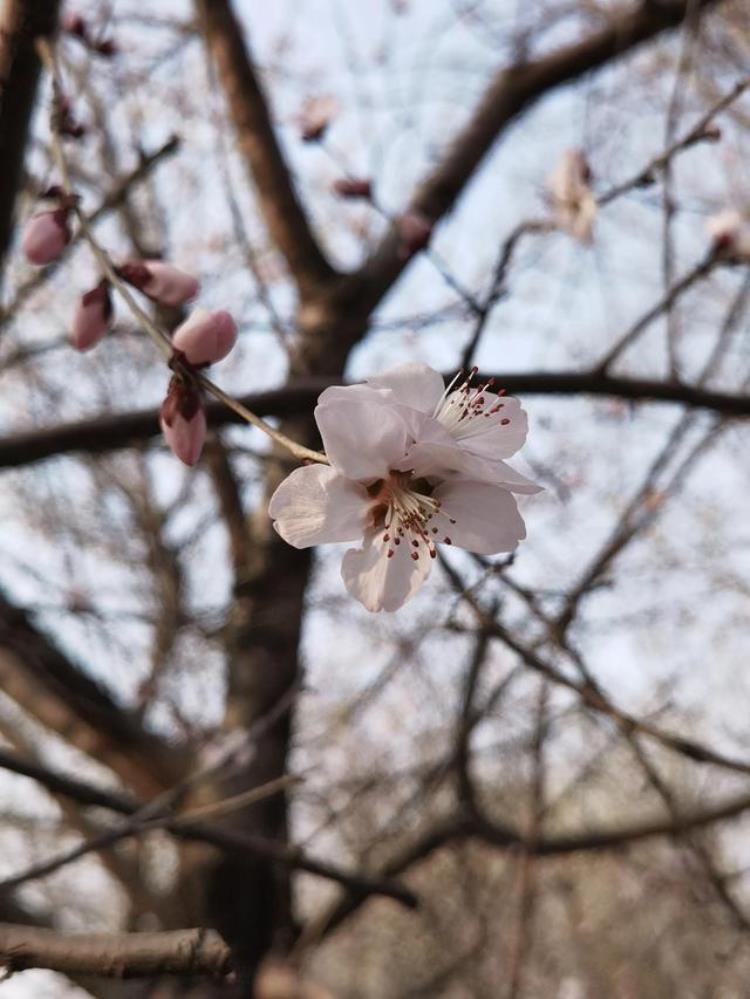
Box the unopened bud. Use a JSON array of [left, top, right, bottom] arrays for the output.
[[172, 309, 237, 366], [298, 96, 339, 143], [332, 177, 372, 199], [22, 209, 71, 266], [119, 259, 199, 306], [160, 377, 207, 466], [71, 280, 112, 351], [397, 210, 433, 259]]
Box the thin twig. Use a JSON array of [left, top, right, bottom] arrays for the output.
[[35, 37, 327, 466]]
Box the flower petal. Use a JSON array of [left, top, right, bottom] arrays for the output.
[[398, 440, 540, 493], [269, 464, 370, 548], [315, 398, 412, 481], [316, 383, 386, 409], [431, 480, 527, 555], [341, 528, 432, 612], [446, 395, 529, 458], [366, 362, 445, 414]]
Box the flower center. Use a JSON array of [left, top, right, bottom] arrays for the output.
[[432, 367, 511, 442], [370, 472, 455, 562]]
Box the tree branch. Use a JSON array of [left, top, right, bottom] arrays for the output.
[[353, 0, 724, 322], [0, 924, 232, 979], [0, 1, 61, 288], [0, 589, 187, 796], [194, 0, 335, 293], [0, 371, 745, 470]]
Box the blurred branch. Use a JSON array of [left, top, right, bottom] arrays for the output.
[[0, 741, 418, 909], [0, 1, 61, 289], [195, 0, 336, 293], [0, 588, 187, 797], [0, 371, 746, 469], [594, 251, 721, 372], [353, 0, 726, 324], [0, 135, 180, 326], [0, 744, 139, 816], [0, 923, 232, 979]]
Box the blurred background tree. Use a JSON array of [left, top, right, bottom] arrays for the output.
[[0, 0, 749, 995]]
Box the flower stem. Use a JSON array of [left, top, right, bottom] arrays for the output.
[[35, 37, 328, 467]]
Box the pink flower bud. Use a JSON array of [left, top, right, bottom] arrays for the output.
[[22, 209, 71, 265], [95, 39, 118, 58], [332, 177, 372, 199], [160, 378, 207, 466], [172, 308, 237, 366], [118, 260, 199, 306], [298, 96, 339, 142], [71, 280, 112, 351], [62, 12, 88, 38], [397, 210, 433, 259], [706, 210, 750, 260]]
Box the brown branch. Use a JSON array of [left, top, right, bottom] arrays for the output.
[[0, 371, 746, 470], [352, 0, 725, 324], [0, 923, 232, 979], [0, 744, 139, 814], [314, 784, 750, 941], [0, 589, 187, 797], [194, 0, 335, 293], [0, 1, 61, 287], [0, 743, 418, 909]]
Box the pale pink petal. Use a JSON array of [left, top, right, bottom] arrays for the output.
[[315, 398, 412, 482], [398, 441, 540, 493], [22, 210, 70, 265], [316, 383, 387, 409], [366, 362, 445, 414], [298, 95, 339, 142], [706, 209, 742, 243], [707, 210, 750, 257], [546, 150, 596, 244], [430, 480, 527, 555], [160, 407, 206, 466], [71, 282, 111, 351], [446, 395, 529, 459], [140, 261, 199, 305], [569, 190, 597, 244], [341, 528, 432, 612], [269, 464, 370, 548], [172, 309, 237, 365]]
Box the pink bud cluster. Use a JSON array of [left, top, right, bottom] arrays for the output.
[[159, 310, 238, 466], [69, 259, 200, 352]]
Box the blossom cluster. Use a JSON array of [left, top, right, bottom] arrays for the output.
[[22, 208, 237, 466], [270, 363, 541, 612]]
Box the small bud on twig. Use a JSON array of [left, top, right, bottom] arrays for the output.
[[397, 210, 433, 259], [332, 177, 373, 200], [71, 279, 113, 351]]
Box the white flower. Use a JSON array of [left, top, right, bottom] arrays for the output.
[[269, 363, 541, 613], [546, 149, 597, 244]]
